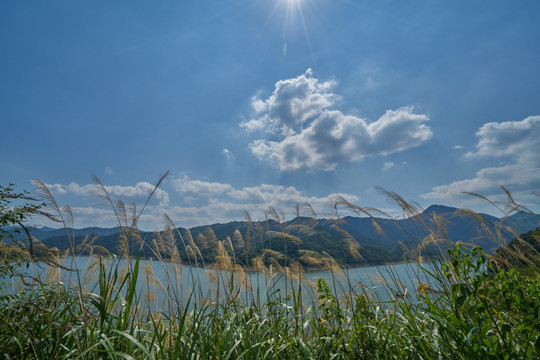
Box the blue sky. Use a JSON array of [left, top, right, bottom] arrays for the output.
[[1, 0, 539, 229]]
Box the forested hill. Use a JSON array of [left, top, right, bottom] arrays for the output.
[[5, 205, 540, 267]]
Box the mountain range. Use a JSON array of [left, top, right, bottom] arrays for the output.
[[3, 205, 539, 267]]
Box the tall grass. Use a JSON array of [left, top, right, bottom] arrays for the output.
[[0, 179, 538, 359]]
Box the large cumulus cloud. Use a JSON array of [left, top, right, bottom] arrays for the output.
[[241, 69, 432, 171]]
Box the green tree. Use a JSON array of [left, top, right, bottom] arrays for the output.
[[0, 184, 55, 276]]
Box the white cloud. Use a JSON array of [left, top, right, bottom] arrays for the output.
[[38, 177, 361, 229], [241, 70, 432, 171], [167, 175, 360, 225], [48, 181, 170, 206], [172, 176, 233, 202], [71, 206, 114, 216], [44, 183, 68, 195], [423, 116, 540, 201], [106, 182, 170, 206], [228, 184, 310, 207], [105, 167, 114, 175], [238, 116, 268, 133], [464, 116, 540, 161], [240, 68, 339, 136], [171, 175, 359, 210], [424, 164, 540, 200], [248, 107, 431, 171], [66, 183, 100, 196], [382, 161, 395, 171], [222, 148, 235, 161]]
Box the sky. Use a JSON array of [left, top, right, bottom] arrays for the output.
[[1, 0, 539, 230]]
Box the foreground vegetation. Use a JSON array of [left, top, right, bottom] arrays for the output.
[[1, 180, 539, 359]]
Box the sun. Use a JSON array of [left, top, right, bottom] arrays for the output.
[[280, 0, 307, 23], [284, 0, 305, 6], [278, 0, 315, 59], [242, 0, 318, 61]]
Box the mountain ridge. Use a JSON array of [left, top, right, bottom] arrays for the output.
[[3, 205, 539, 267]]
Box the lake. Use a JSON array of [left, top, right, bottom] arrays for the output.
[[1, 256, 437, 310]]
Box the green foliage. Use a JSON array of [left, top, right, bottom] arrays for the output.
[[0, 184, 45, 243], [0, 284, 79, 358], [493, 227, 540, 276], [401, 245, 540, 359], [0, 184, 49, 278], [1, 181, 539, 359], [2, 243, 539, 359]]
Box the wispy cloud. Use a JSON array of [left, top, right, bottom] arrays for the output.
[[382, 161, 395, 171], [423, 116, 540, 201], [222, 148, 235, 161], [241, 69, 432, 171]]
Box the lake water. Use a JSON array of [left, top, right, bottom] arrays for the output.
[[1, 256, 437, 309]]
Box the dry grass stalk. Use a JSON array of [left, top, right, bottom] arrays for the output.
[[204, 227, 219, 248], [206, 270, 218, 284], [267, 257, 284, 274], [186, 245, 196, 261], [215, 241, 232, 271], [284, 260, 303, 281], [416, 281, 438, 295], [117, 233, 130, 258], [251, 256, 266, 272], [151, 236, 165, 262], [322, 257, 343, 273], [164, 226, 181, 265], [299, 250, 325, 267], [225, 236, 235, 259], [233, 264, 250, 289], [183, 229, 204, 268], [262, 249, 285, 261], [196, 234, 209, 250], [80, 255, 101, 288], [232, 230, 244, 249]]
